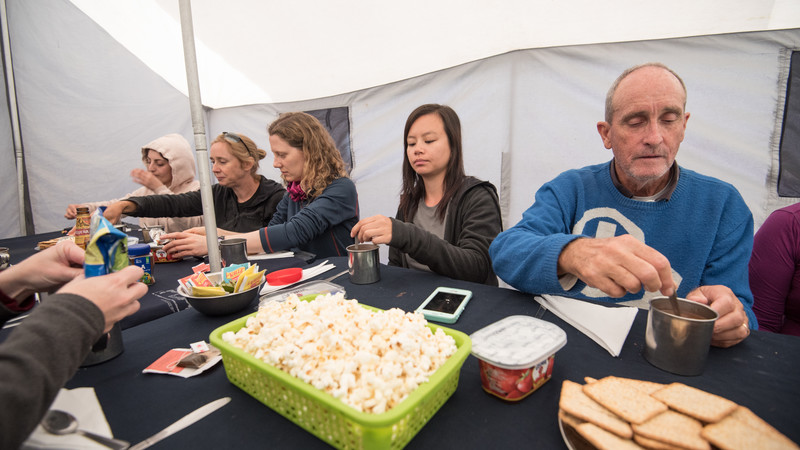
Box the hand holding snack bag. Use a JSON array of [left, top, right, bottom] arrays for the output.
[[84, 207, 129, 277]]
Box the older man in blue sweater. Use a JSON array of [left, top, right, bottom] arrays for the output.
[[490, 63, 754, 348]]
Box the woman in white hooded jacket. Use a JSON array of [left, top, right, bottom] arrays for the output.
[[65, 133, 203, 232]]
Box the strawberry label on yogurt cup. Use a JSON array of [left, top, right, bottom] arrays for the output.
[[471, 315, 566, 401]]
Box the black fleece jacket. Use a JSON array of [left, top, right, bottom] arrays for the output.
[[389, 176, 503, 285]]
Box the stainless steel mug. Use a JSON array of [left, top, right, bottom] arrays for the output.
[[81, 322, 124, 366], [644, 297, 718, 376], [220, 238, 248, 267], [346, 243, 380, 284]]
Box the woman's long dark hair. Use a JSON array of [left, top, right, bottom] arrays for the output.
[[398, 104, 466, 222]]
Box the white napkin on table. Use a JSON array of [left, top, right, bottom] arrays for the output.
[[248, 250, 294, 260], [259, 260, 335, 295], [22, 387, 114, 449], [535, 294, 638, 357]]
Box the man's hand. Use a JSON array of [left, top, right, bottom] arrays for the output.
[[161, 232, 209, 258], [0, 240, 85, 301], [557, 234, 675, 297], [58, 265, 146, 333], [686, 285, 750, 348], [350, 215, 393, 244], [130, 168, 164, 191]]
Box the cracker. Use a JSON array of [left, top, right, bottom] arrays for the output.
[[727, 406, 791, 439], [632, 410, 710, 450], [583, 376, 668, 424], [616, 377, 665, 395], [575, 422, 645, 450], [558, 408, 584, 429], [702, 406, 800, 450], [652, 383, 737, 423], [633, 434, 683, 450], [560, 379, 633, 438]]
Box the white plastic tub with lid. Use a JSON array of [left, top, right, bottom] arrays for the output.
[[470, 315, 567, 401]]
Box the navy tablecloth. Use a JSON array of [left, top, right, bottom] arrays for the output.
[[55, 257, 800, 449]]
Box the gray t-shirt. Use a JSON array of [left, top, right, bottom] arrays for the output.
[[405, 200, 446, 272]]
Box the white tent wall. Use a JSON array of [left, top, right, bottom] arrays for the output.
[[208, 29, 800, 253], [1, 0, 197, 238], [1, 0, 798, 246]]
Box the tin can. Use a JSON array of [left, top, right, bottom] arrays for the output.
[[128, 243, 155, 284], [74, 207, 91, 249]]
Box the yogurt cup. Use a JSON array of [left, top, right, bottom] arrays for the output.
[[470, 315, 567, 401]]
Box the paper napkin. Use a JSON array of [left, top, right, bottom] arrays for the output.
[[535, 294, 638, 357], [248, 250, 294, 260], [22, 387, 114, 449]]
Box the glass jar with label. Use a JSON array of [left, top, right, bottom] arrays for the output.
[[74, 207, 91, 249]]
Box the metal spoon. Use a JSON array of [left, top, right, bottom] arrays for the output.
[[41, 409, 130, 449], [668, 291, 682, 317]]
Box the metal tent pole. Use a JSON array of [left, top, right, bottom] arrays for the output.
[[178, 0, 221, 271], [0, 0, 29, 236]]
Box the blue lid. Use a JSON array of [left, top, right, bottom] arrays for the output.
[[128, 243, 152, 256]]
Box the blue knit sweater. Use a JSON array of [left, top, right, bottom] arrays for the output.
[[490, 162, 757, 327], [259, 177, 359, 258]]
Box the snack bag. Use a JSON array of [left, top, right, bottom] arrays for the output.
[[191, 286, 227, 297], [237, 269, 266, 292], [179, 271, 213, 290], [234, 263, 259, 292], [222, 263, 249, 284], [84, 207, 129, 277]]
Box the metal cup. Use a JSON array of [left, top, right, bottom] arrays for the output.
[[220, 238, 248, 267], [644, 297, 718, 376], [0, 247, 10, 269], [81, 322, 124, 366], [346, 243, 380, 284]]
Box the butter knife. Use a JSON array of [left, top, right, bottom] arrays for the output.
[[128, 397, 231, 450]]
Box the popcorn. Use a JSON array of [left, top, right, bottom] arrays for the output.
[[221, 293, 457, 413]]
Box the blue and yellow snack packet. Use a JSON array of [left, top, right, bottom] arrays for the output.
[[84, 207, 129, 277]]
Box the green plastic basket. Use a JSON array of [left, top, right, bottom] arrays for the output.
[[209, 305, 471, 449]]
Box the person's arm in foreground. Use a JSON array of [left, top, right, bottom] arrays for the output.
[[0, 242, 146, 448]]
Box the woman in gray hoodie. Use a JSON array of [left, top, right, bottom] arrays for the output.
[[64, 133, 203, 232]]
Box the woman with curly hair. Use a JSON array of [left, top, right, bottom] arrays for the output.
[[219, 112, 359, 258]]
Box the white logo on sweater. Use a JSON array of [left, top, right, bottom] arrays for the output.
[[573, 207, 681, 300]]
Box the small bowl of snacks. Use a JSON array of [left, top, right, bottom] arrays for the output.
[[470, 315, 567, 401], [177, 264, 266, 316]]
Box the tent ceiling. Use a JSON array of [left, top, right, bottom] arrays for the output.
[[72, 0, 800, 108]]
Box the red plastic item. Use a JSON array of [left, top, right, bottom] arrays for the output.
[[266, 267, 303, 286]]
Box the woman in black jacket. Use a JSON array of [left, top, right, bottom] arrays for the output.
[[351, 104, 502, 285]]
